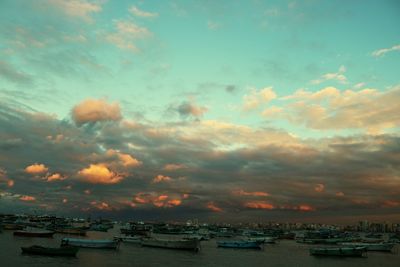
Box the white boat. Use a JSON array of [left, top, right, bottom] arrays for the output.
[[61, 238, 119, 249], [141, 237, 200, 251], [339, 242, 394, 252]]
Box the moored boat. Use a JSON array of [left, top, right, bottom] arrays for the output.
[[141, 237, 201, 251], [14, 229, 54, 237], [310, 246, 366, 257], [339, 242, 394, 252], [61, 238, 119, 249], [217, 240, 262, 249], [21, 245, 79, 257]]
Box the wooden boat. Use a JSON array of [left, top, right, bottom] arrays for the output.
[[14, 229, 54, 237], [141, 237, 201, 251], [61, 238, 119, 249], [310, 246, 366, 257], [21, 245, 79, 257], [217, 240, 262, 249], [339, 242, 394, 252]]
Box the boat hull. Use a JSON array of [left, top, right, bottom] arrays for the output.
[[21, 246, 79, 257], [217, 240, 262, 249], [310, 246, 366, 257], [339, 242, 394, 252], [141, 238, 200, 251], [14, 230, 54, 237], [61, 238, 119, 249]]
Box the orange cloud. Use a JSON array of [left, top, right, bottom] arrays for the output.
[[336, 191, 345, 197], [245, 201, 274, 210], [106, 149, 142, 167], [46, 173, 66, 182], [72, 99, 122, 125], [133, 192, 182, 208], [207, 201, 223, 212], [25, 163, 48, 174], [163, 164, 186, 171], [153, 174, 172, 183], [20, 195, 36, 201], [314, 183, 325, 192], [297, 205, 315, 211], [233, 189, 269, 197], [78, 164, 124, 184]]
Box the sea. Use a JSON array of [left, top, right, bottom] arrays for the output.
[[0, 227, 398, 267]]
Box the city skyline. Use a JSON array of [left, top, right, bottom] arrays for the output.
[[0, 0, 400, 224]]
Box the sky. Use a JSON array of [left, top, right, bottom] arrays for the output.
[[0, 0, 399, 224]]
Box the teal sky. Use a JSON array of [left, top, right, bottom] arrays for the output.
[[0, 0, 400, 223]]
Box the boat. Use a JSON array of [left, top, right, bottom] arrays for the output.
[[310, 246, 366, 257], [3, 224, 25, 230], [55, 228, 87, 236], [61, 238, 119, 249], [114, 235, 142, 243], [21, 245, 79, 257], [217, 240, 262, 249], [247, 236, 276, 244], [14, 229, 54, 237], [141, 237, 201, 251], [339, 242, 394, 252]]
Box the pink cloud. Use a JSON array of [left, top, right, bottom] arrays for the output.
[[207, 201, 223, 212]]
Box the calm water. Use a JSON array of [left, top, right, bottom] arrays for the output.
[[0, 228, 398, 267]]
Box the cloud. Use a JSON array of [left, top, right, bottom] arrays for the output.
[[133, 192, 182, 208], [207, 202, 223, 212], [284, 86, 400, 132], [242, 87, 276, 111], [176, 101, 208, 119], [0, 60, 33, 85], [19, 195, 36, 201], [46, 173, 66, 182], [72, 99, 122, 125], [314, 183, 325, 192], [371, 44, 400, 57], [153, 174, 172, 183], [207, 21, 221, 30], [47, 0, 102, 23], [232, 189, 269, 197], [163, 164, 186, 171], [311, 66, 347, 85], [78, 164, 124, 184], [105, 20, 152, 52], [129, 5, 158, 18], [25, 163, 48, 174], [90, 201, 112, 210], [244, 201, 274, 210], [106, 149, 142, 168]]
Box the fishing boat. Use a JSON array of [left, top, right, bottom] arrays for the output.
[[141, 237, 201, 251], [310, 246, 366, 257], [61, 238, 119, 249], [114, 235, 142, 243], [217, 240, 262, 249], [21, 245, 79, 257], [14, 229, 54, 237], [339, 242, 394, 252]]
